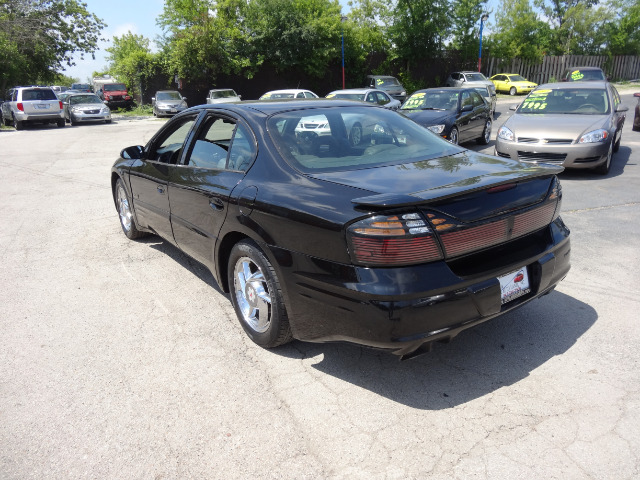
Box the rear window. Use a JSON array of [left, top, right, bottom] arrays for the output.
[[22, 89, 57, 101], [268, 106, 460, 173], [566, 69, 606, 81]]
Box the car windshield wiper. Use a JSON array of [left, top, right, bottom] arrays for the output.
[[421, 107, 446, 110]]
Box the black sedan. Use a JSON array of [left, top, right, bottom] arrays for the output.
[[400, 87, 492, 145], [634, 92, 640, 131], [111, 101, 570, 359]]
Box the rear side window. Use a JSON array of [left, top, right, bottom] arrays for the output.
[[22, 89, 57, 101]]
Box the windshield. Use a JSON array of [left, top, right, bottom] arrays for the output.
[[261, 92, 295, 99], [330, 93, 366, 101], [70, 95, 102, 105], [373, 77, 400, 87], [104, 84, 126, 91], [268, 106, 460, 173], [508, 75, 526, 82], [464, 73, 487, 82], [210, 89, 237, 98], [518, 88, 609, 115], [157, 91, 182, 101], [401, 91, 459, 110]]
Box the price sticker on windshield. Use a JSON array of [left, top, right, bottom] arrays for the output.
[[403, 92, 425, 109]]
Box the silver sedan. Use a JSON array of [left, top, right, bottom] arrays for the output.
[[63, 93, 111, 125], [325, 88, 401, 110], [495, 81, 628, 175]]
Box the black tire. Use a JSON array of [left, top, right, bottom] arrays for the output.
[[449, 126, 459, 145], [115, 178, 146, 239], [594, 142, 613, 175], [70, 115, 77, 126], [3, 116, 12, 126], [105, 119, 112, 124], [13, 116, 23, 130], [349, 122, 363, 146], [477, 119, 492, 145], [613, 130, 621, 153], [56, 118, 65, 128], [228, 239, 292, 348], [510, 87, 517, 96]]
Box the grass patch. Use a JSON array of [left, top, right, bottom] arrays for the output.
[[112, 104, 154, 116]]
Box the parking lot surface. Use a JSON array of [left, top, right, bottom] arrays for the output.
[[1, 92, 639, 479]]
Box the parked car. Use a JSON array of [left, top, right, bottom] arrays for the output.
[[633, 92, 640, 131], [495, 81, 627, 175], [400, 87, 492, 145], [1, 86, 65, 130], [206, 88, 241, 104], [152, 90, 188, 117], [445, 71, 497, 96], [490, 73, 538, 95], [471, 85, 497, 117], [259, 89, 319, 100], [62, 93, 111, 125], [364, 75, 407, 102], [70, 83, 92, 92], [95, 81, 133, 110], [50, 85, 69, 94], [111, 100, 570, 359], [325, 88, 401, 110], [560, 66, 607, 82]]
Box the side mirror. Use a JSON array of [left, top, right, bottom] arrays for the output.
[[182, 97, 187, 101], [633, 92, 640, 98], [238, 95, 242, 99], [151, 97, 155, 102], [121, 145, 144, 160], [103, 100, 108, 105], [509, 105, 519, 111], [461, 104, 473, 112], [616, 105, 629, 113]]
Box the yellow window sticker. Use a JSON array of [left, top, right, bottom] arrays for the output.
[[326, 93, 335, 98], [376, 78, 383, 85], [403, 93, 425, 109], [571, 70, 585, 81]]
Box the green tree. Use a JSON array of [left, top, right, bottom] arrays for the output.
[[450, 0, 489, 64], [487, 0, 549, 61], [387, 0, 451, 72], [534, 0, 598, 54], [244, 0, 343, 78], [605, 0, 640, 55], [105, 33, 158, 102], [0, 0, 105, 90]]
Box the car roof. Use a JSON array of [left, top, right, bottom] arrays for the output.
[[537, 81, 608, 89], [328, 88, 379, 94], [209, 88, 236, 91], [263, 89, 313, 94], [564, 66, 603, 70], [156, 90, 180, 93], [185, 99, 377, 116], [412, 87, 476, 93]]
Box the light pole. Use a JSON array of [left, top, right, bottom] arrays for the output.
[[341, 16, 347, 89], [478, 13, 489, 73]]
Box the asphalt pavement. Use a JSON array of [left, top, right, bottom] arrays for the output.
[[1, 91, 639, 479]]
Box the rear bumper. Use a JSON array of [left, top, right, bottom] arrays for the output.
[[16, 111, 64, 122], [495, 137, 611, 169], [272, 218, 571, 358]]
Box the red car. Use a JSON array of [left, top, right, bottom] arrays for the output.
[[634, 93, 640, 131]]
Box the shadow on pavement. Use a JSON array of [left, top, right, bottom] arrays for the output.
[[277, 290, 596, 409]]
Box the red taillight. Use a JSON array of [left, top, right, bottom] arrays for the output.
[[17, 102, 24, 111], [347, 214, 443, 266], [59, 101, 63, 109]]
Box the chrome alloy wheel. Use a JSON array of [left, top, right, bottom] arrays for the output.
[[116, 183, 133, 232], [484, 119, 492, 143], [233, 257, 272, 333]]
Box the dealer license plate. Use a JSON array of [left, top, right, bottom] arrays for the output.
[[170, 108, 177, 113], [36, 104, 50, 109], [498, 267, 531, 304]]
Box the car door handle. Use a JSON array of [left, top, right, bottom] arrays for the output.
[[157, 185, 165, 194], [209, 198, 224, 211]]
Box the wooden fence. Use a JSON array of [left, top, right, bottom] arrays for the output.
[[485, 55, 640, 84]]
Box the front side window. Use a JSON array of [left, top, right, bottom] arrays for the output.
[[461, 91, 473, 108], [148, 116, 197, 163]]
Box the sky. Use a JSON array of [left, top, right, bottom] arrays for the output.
[[63, 0, 166, 82]]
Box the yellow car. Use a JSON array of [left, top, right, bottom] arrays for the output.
[[490, 74, 538, 95]]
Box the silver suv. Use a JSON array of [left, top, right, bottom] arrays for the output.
[[1, 86, 65, 130], [445, 71, 497, 95]]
